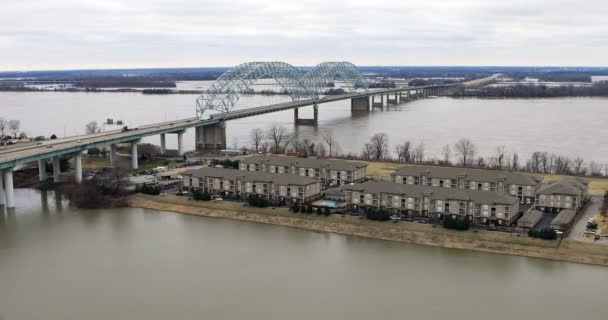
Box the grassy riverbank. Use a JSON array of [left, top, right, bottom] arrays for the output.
[[128, 194, 608, 267]]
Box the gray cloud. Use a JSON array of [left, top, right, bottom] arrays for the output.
[[1, 0, 607, 70]]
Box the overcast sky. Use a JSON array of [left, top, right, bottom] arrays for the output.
[[1, 0, 607, 70]]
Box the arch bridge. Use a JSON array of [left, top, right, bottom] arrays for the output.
[[0, 61, 461, 210]]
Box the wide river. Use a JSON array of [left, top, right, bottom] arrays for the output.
[[0, 189, 606, 319], [2, 88, 608, 162]]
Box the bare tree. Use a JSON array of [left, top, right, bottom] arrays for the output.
[[511, 153, 519, 171], [528, 151, 543, 173], [85, 121, 101, 135], [412, 142, 425, 163], [361, 143, 374, 160], [495, 145, 507, 169], [316, 143, 327, 157], [554, 155, 571, 174], [249, 128, 264, 153], [322, 130, 339, 157], [589, 161, 603, 176], [110, 162, 131, 194], [368, 133, 389, 160], [8, 120, 20, 139], [454, 138, 477, 167], [476, 156, 486, 168], [395, 141, 411, 163], [266, 125, 290, 154], [441, 144, 451, 165], [0, 117, 6, 139], [573, 157, 585, 176]]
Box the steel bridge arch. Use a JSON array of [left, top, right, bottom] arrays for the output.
[[196, 61, 368, 119]]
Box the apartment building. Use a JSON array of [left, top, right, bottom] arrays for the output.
[[391, 165, 542, 203], [239, 155, 367, 185], [336, 180, 521, 225], [182, 167, 321, 204], [535, 178, 589, 212]]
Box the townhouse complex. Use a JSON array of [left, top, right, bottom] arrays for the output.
[[239, 155, 367, 185], [535, 178, 589, 212], [391, 166, 542, 204], [182, 167, 321, 204], [180, 155, 589, 228], [334, 180, 520, 225]]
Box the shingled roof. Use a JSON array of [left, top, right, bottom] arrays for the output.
[[517, 210, 544, 228], [182, 167, 318, 186], [241, 155, 367, 171], [536, 178, 588, 196], [339, 181, 519, 205], [391, 165, 542, 186]]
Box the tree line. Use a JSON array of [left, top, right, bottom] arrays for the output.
[[245, 127, 608, 178], [453, 82, 608, 98]]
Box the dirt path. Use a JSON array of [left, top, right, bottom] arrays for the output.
[[127, 194, 608, 267]]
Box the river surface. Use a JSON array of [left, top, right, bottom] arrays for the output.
[[0, 189, 606, 319], [2, 88, 608, 162]]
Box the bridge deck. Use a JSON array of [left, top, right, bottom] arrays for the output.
[[0, 85, 456, 169]]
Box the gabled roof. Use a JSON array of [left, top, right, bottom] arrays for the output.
[[536, 178, 588, 196], [391, 165, 542, 186], [182, 167, 318, 186], [517, 210, 544, 228], [551, 209, 577, 229], [339, 181, 519, 205], [241, 155, 367, 171]]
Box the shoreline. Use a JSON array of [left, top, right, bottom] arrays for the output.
[[128, 194, 608, 267]]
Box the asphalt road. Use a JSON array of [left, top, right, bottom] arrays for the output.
[[568, 196, 606, 244]]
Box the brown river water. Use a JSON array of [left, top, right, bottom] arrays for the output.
[[0, 189, 606, 319]]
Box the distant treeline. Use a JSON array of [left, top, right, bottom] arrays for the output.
[[408, 79, 458, 87], [73, 76, 177, 88], [453, 83, 608, 98], [368, 80, 396, 88]]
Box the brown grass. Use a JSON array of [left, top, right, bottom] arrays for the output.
[[128, 194, 608, 267]]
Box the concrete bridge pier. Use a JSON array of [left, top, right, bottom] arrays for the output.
[[52, 156, 61, 183], [387, 93, 399, 105], [38, 159, 47, 182], [74, 151, 83, 184], [294, 105, 318, 125], [160, 133, 166, 155], [195, 123, 227, 151], [110, 144, 117, 166], [371, 95, 384, 109], [0, 171, 5, 207], [2, 169, 14, 209], [351, 96, 370, 111], [131, 140, 140, 170], [177, 131, 185, 156]]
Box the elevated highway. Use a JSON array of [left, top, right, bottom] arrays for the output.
[[0, 60, 469, 210]]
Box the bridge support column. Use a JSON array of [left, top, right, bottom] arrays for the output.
[[177, 131, 185, 156], [52, 156, 61, 183], [160, 133, 166, 156], [387, 93, 398, 105], [371, 95, 384, 109], [351, 97, 370, 111], [0, 171, 5, 207], [38, 159, 47, 182], [110, 144, 117, 166], [74, 151, 83, 184], [3, 169, 14, 209], [195, 123, 227, 151], [294, 105, 318, 125], [131, 140, 139, 170]]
